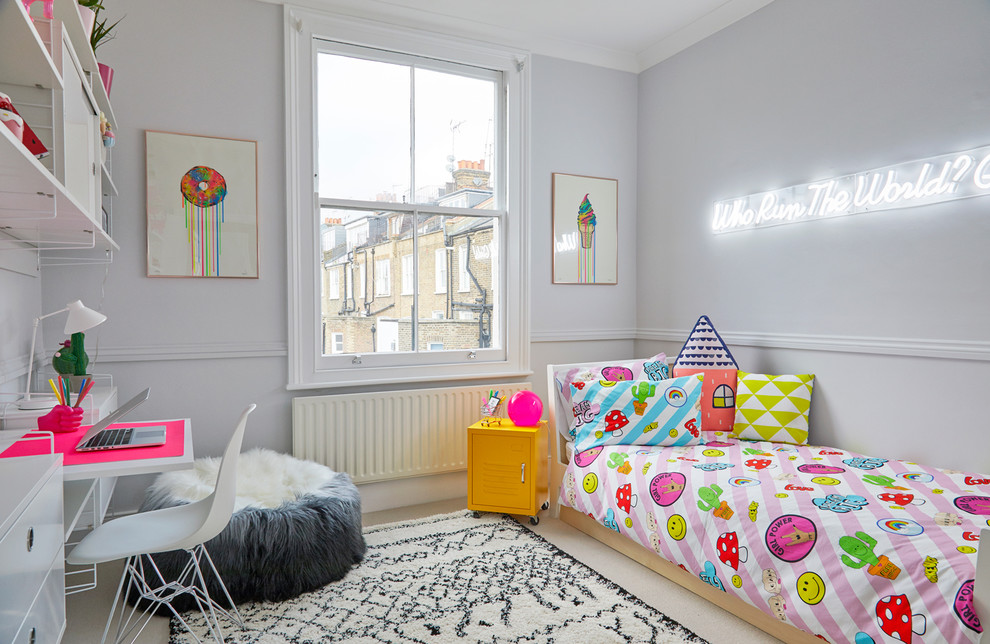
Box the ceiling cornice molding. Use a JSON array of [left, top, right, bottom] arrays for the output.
[[260, 0, 776, 73], [637, 0, 777, 71]]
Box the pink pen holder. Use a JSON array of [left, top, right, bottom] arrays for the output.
[[38, 405, 84, 433]]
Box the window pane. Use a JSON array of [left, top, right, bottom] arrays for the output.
[[417, 214, 499, 352], [317, 53, 410, 202], [414, 68, 496, 208], [320, 207, 402, 355]]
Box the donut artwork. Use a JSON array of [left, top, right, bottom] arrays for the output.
[[180, 165, 228, 276], [146, 131, 258, 278], [181, 166, 227, 207]]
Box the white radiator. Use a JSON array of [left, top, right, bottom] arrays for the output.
[[292, 383, 532, 484]]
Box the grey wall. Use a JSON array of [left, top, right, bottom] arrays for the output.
[[16, 0, 988, 513], [635, 0, 990, 473], [30, 1, 641, 512]]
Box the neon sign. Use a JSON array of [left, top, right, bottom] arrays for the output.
[[712, 144, 990, 233]]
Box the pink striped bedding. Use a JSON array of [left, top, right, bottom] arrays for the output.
[[558, 437, 987, 643]]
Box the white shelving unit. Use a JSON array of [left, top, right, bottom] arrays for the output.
[[0, 0, 119, 263]]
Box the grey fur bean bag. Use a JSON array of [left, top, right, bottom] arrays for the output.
[[138, 448, 365, 610]]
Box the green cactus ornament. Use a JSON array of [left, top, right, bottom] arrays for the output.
[[52, 332, 90, 376]]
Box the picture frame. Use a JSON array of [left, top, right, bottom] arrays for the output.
[[551, 173, 618, 284], [146, 130, 259, 278]]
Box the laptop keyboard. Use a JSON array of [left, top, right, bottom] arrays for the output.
[[82, 427, 133, 449]]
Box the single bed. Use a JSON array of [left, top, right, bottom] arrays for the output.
[[547, 359, 989, 644]]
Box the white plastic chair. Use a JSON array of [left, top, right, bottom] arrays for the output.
[[67, 404, 257, 644]]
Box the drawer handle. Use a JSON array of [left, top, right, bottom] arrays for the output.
[[26, 527, 34, 552], [520, 463, 525, 483]]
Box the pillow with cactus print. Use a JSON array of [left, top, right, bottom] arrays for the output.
[[570, 375, 705, 452]]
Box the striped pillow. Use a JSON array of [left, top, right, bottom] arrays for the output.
[[570, 375, 705, 452]]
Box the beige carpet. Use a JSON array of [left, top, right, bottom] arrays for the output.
[[64, 498, 780, 643]]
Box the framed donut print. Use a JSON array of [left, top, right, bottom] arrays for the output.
[[146, 131, 259, 278]]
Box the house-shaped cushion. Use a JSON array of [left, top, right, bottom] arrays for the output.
[[671, 315, 738, 431]]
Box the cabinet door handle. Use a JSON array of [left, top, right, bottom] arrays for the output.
[[26, 526, 34, 552], [520, 463, 525, 483], [29, 627, 37, 644]]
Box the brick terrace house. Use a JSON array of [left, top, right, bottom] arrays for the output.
[[320, 160, 497, 355]]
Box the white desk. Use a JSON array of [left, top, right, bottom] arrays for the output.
[[59, 419, 194, 566], [0, 454, 66, 644], [0, 400, 194, 642]]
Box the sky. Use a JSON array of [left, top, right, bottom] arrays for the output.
[[317, 52, 496, 207]]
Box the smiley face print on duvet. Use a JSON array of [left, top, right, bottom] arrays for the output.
[[570, 375, 705, 452]]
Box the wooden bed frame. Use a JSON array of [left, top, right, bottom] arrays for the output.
[[545, 361, 990, 644]]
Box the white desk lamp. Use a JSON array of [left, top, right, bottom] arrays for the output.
[[18, 300, 107, 410]]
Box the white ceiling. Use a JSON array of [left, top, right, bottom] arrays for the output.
[[277, 0, 777, 72]]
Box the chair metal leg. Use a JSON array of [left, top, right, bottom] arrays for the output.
[[99, 546, 246, 644], [195, 543, 245, 628]]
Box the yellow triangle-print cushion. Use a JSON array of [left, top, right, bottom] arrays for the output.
[[731, 371, 814, 445]]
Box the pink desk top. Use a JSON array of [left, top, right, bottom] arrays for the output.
[[0, 419, 186, 466]]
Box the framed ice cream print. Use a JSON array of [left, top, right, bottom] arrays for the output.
[[146, 131, 259, 278], [551, 173, 617, 284]]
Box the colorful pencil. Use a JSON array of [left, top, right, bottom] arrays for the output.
[[48, 378, 64, 406], [73, 378, 86, 407], [76, 380, 95, 408]]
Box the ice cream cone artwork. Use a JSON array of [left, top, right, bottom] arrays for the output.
[[577, 194, 597, 249]]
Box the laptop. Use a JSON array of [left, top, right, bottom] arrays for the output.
[[74, 388, 168, 452]]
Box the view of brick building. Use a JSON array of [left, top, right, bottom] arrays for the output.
[[320, 161, 497, 355]]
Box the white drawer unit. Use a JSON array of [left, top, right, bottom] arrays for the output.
[[0, 454, 65, 644]]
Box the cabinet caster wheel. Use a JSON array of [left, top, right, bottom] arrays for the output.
[[530, 516, 539, 526], [471, 511, 481, 519], [541, 501, 549, 511]]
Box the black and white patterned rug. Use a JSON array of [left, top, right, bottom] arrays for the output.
[[170, 510, 707, 643]]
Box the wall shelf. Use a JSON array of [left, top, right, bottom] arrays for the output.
[[0, 1, 62, 91], [0, 2, 119, 257]]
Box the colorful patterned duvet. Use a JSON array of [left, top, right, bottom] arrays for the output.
[[558, 437, 987, 643]]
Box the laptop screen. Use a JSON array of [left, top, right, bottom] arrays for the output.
[[73, 388, 151, 448]]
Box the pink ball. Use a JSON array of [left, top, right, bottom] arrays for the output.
[[507, 390, 543, 426]]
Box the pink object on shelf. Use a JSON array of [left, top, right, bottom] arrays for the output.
[[78, 4, 96, 36], [0, 109, 24, 142], [0, 419, 186, 466], [98, 63, 114, 96], [21, 0, 54, 20], [0, 91, 49, 158]]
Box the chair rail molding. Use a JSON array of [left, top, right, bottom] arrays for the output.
[[91, 342, 288, 363], [637, 327, 990, 362], [530, 327, 638, 343]]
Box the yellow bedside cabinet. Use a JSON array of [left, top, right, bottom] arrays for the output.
[[467, 419, 549, 525]]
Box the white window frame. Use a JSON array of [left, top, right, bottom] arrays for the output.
[[401, 254, 414, 295], [285, 8, 530, 389], [331, 332, 344, 354], [357, 263, 365, 300], [375, 258, 391, 297]]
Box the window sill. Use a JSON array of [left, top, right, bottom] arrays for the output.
[[286, 367, 534, 391]]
